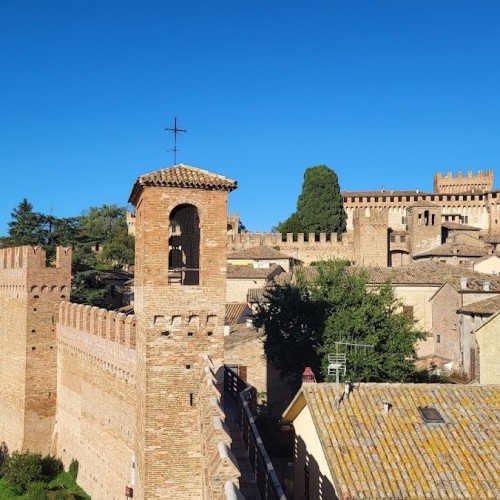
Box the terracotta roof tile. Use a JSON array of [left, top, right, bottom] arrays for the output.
[[228, 245, 290, 260], [413, 242, 487, 258], [442, 221, 481, 231], [282, 383, 500, 499], [226, 263, 284, 280], [458, 294, 500, 315], [129, 164, 237, 204], [225, 303, 252, 325]]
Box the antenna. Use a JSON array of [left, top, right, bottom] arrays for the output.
[[328, 340, 374, 399], [165, 117, 187, 165]]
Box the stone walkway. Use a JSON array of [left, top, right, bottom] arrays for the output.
[[224, 393, 262, 500]]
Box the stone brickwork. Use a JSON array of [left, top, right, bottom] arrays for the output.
[[434, 170, 494, 194], [0, 246, 71, 454]]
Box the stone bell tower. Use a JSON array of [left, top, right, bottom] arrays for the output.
[[129, 164, 237, 499]]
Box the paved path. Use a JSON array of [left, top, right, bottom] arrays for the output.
[[224, 392, 262, 500]]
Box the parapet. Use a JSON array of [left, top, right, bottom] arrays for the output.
[[0, 246, 71, 271], [58, 301, 136, 349], [434, 170, 494, 194]]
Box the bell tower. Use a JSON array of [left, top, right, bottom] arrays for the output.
[[129, 164, 237, 499]]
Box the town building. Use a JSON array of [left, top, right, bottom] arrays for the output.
[[281, 382, 500, 500]]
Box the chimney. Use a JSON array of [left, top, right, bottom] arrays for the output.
[[483, 281, 490, 291], [383, 401, 392, 415], [460, 276, 468, 290], [302, 367, 316, 384]]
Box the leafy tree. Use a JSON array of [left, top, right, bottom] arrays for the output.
[[255, 260, 426, 387], [278, 165, 346, 235]]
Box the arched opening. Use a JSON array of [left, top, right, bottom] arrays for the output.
[[168, 204, 200, 285]]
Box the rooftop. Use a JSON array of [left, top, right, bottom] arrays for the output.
[[129, 164, 237, 204], [227, 245, 290, 260], [226, 263, 284, 280], [442, 221, 481, 231], [413, 242, 488, 259], [458, 294, 500, 315], [282, 383, 500, 499]]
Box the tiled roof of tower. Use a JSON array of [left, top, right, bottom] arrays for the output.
[[129, 164, 237, 204], [282, 383, 500, 499], [228, 245, 290, 260]]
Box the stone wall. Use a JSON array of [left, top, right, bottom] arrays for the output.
[[434, 170, 494, 194]]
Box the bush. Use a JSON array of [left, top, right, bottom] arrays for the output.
[[68, 460, 79, 481], [26, 480, 49, 499], [0, 451, 43, 493], [41, 455, 63, 481], [47, 491, 76, 500]]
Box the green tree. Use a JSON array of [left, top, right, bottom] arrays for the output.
[[278, 165, 346, 235], [6, 199, 46, 247], [255, 260, 425, 386]]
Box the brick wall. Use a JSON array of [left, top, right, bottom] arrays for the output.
[[54, 302, 137, 499], [0, 246, 71, 454]]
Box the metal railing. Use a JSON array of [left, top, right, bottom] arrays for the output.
[[224, 366, 287, 500]]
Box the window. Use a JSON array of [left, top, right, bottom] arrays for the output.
[[400, 235, 406, 243], [402, 305, 413, 320], [437, 334, 441, 343], [418, 406, 445, 424]]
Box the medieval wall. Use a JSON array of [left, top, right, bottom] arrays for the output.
[[434, 170, 494, 194], [0, 246, 71, 454], [54, 302, 137, 500], [229, 231, 355, 265]]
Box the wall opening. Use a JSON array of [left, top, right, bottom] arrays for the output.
[[168, 204, 200, 285]]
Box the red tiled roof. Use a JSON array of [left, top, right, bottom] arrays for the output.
[[129, 164, 237, 204]]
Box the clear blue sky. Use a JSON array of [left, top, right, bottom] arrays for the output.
[[1, 1, 499, 235]]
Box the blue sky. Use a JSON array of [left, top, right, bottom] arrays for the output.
[[1, 1, 499, 235]]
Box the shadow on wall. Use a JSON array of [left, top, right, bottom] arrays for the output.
[[294, 434, 338, 500]]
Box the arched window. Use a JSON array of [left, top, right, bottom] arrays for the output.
[[168, 204, 200, 285]]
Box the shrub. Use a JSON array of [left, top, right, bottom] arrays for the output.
[[68, 459, 79, 481], [41, 455, 63, 481], [0, 451, 43, 493], [26, 480, 49, 499]]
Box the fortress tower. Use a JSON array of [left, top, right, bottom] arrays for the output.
[[129, 164, 237, 498], [353, 207, 389, 266], [0, 246, 71, 454], [434, 170, 494, 194], [407, 201, 442, 256]]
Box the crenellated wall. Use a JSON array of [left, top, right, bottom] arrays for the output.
[[0, 246, 71, 455], [229, 231, 355, 264], [54, 302, 137, 500]]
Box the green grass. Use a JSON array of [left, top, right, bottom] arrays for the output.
[[0, 478, 20, 498]]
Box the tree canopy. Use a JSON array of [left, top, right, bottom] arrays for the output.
[[277, 165, 346, 235], [254, 260, 426, 388], [1, 200, 134, 308]]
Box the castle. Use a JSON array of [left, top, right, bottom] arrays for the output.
[[0, 165, 242, 499], [227, 170, 500, 266]]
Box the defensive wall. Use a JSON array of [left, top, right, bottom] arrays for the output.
[[0, 246, 71, 455], [229, 230, 355, 265], [54, 302, 137, 499], [0, 245, 241, 499], [433, 169, 494, 194]]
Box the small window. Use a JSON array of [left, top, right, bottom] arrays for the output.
[[400, 235, 406, 243], [418, 406, 445, 424], [437, 334, 441, 343]]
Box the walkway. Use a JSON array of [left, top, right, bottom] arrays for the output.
[[224, 392, 262, 500]]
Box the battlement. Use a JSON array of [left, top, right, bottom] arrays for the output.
[[434, 170, 494, 194], [353, 207, 388, 225], [231, 230, 350, 246], [58, 302, 136, 349], [0, 246, 71, 271]]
